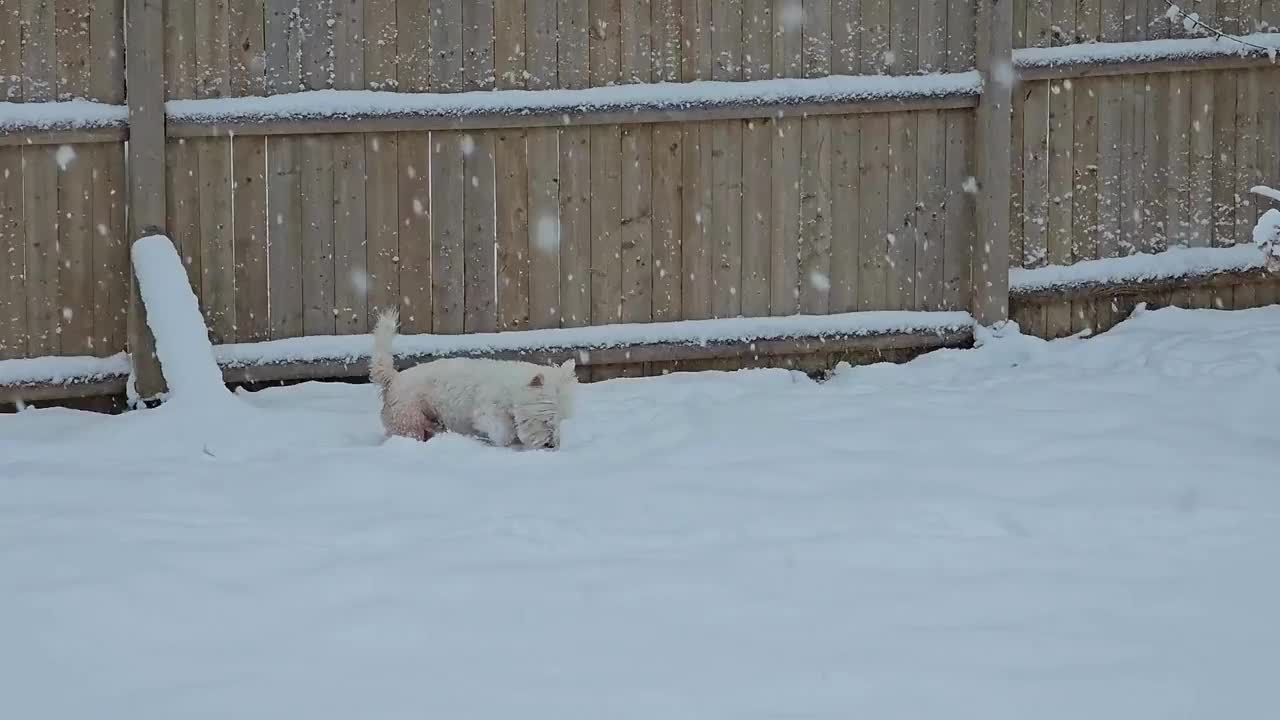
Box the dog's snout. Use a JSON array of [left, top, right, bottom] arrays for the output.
[[545, 439, 557, 449]]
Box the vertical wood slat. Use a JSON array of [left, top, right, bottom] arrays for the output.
[[559, 0, 591, 326], [126, 0, 166, 395], [679, 0, 712, 322], [799, 0, 831, 315], [972, 0, 1013, 324], [496, 0, 531, 331], [589, 0, 623, 328], [300, 136, 336, 335], [430, 0, 464, 332], [828, 0, 858, 313], [332, 135, 369, 334], [233, 135, 270, 341], [885, 0, 917, 311], [332, 0, 364, 90], [1071, 3, 1101, 332], [23, 146, 58, 356], [525, 0, 559, 329], [197, 137, 235, 341], [0, 0, 21, 102], [0, 147, 25, 358], [55, 0, 90, 100], [916, 0, 947, 310], [58, 146, 94, 355], [22, 0, 57, 100], [365, 133, 400, 321], [770, 0, 802, 316], [651, 0, 682, 323], [620, 0, 653, 327], [738, 1, 770, 318], [463, 0, 497, 334], [859, 0, 891, 312], [267, 137, 302, 338], [397, 133, 431, 332]]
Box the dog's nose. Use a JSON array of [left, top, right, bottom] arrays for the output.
[[545, 439, 557, 449]]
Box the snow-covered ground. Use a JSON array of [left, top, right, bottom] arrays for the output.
[[3, 305, 1279, 719]]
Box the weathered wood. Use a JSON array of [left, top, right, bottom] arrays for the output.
[[525, 128, 560, 329], [363, 0, 397, 90], [830, 115, 860, 312], [943, 109, 975, 312], [770, 117, 801, 316], [464, 132, 498, 333], [299, 135, 336, 336], [711, 119, 744, 318], [0, 0, 20, 102], [126, 0, 166, 397], [299, 0, 332, 90], [886, 110, 917, 311], [22, 0, 56, 101], [1142, 73, 1169, 253], [331, 0, 364, 90], [0, 128, 128, 147], [165, 94, 983, 137], [620, 124, 654, 324], [218, 327, 977, 384], [364, 132, 400, 321], [1188, 71, 1216, 308], [166, 139, 202, 303], [741, 117, 772, 317], [332, 134, 369, 334], [194, 0, 231, 97], [1071, 75, 1100, 333], [1235, 69, 1260, 256], [859, 113, 890, 311], [57, 142, 93, 356], [1165, 73, 1192, 249], [1018, 50, 1280, 82], [397, 132, 431, 332], [0, 376, 129, 405], [23, 145, 58, 356], [229, 0, 266, 95], [800, 117, 832, 314], [197, 137, 235, 341], [590, 125, 624, 324], [430, 132, 465, 332], [0, 147, 25, 358], [496, 127, 531, 331], [267, 136, 303, 338], [265, 0, 301, 93], [972, 0, 1014, 324], [232, 135, 269, 341], [56, 0, 91, 101], [681, 123, 713, 320]]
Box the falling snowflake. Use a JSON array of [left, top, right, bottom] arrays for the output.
[[534, 214, 560, 253], [349, 269, 369, 294], [55, 145, 76, 170], [808, 271, 830, 291], [461, 134, 476, 156]]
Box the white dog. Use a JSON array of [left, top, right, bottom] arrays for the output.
[[371, 309, 577, 449]]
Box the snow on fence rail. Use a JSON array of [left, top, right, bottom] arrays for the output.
[[1010, 245, 1270, 295]]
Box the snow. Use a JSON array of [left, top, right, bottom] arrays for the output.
[[1015, 32, 1280, 69], [214, 310, 975, 369], [1251, 184, 1280, 204], [165, 72, 983, 125], [0, 352, 129, 387], [130, 235, 233, 405], [0, 99, 128, 133], [3, 305, 1280, 718], [1011, 244, 1268, 293]]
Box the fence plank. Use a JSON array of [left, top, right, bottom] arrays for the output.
[[364, 133, 400, 320], [265, 0, 301, 94], [1142, 73, 1169, 253], [1072, 77, 1100, 332], [333, 134, 369, 333], [300, 136, 336, 335], [0, 0, 20, 101], [1046, 77, 1074, 337], [621, 124, 654, 324], [397, 132, 431, 332], [93, 144, 128, 352], [800, 118, 832, 314], [830, 116, 860, 313], [859, 114, 889, 311], [496, 128, 531, 331], [230, 0, 266, 96], [1167, 73, 1193, 252], [166, 139, 202, 302], [916, 111, 946, 310], [1212, 71, 1237, 250], [23, 146, 58, 355], [363, 0, 396, 89], [268, 136, 303, 337], [557, 0, 590, 326], [398, 0, 429, 91], [887, 111, 917, 311], [428, 133, 463, 332], [299, 0, 332, 90], [943, 110, 974, 312], [651, 124, 683, 322], [57, 144, 93, 355], [195, 0, 231, 97], [332, 0, 364, 90], [711, 120, 744, 317], [681, 124, 714, 320], [55, 0, 90, 100], [232, 135, 269, 341], [1256, 70, 1279, 306], [22, 0, 56, 100], [464, 133, 498, 333], [1235, 69, 1260, 257], [526, 130, 560, 329], [197, 138, 236, 341], [0, 147, 24, 357], [742, 117, 772, 317], [590, 126, 623, 325], [1189, 71, 1215, 309]]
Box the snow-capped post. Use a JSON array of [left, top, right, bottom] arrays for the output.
[[1250, 186, 1280, 272], [125, 0, 169, 401], [972, 0, 1015, 326]]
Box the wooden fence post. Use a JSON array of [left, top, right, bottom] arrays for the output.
[[972, 0, 1015, 325], [125, 0, 168, 399]]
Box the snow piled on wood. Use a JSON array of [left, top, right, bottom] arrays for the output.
[[1011, 244, 1268, 293], [131, 236, 233, 404], [215, 311, 976, 368], [0, 353, 129, 387], [166, 73, 982, 124], [0, 100, 129, 132], [1016, 32, 1280, 68]]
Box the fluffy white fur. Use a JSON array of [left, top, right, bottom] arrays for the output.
[[371, 309, 577, 449]]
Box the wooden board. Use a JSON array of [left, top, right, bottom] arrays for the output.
[[397, 132, 431, 332], [91, 144, 128, 353], [525, 128, 560, 329], [1142, 73, 1169, 253], [916, 110, 946, 310], [1071, 77, 1099, 333], [264, 0, 301, 94], [0, 0, 20, 102], [620, 124, 654, 324], [651, 123, 683, 323], [859, 114, 889, 311], [165, 139, 202, 304], [431, 132, 465, 333], [1046, 77, 1074, 338], [398, 0, 431, 91], [1235, 68, 1261, 264], [464, 132, 498, 333], [333, 134, 369, 334], [194, 0, 232, 97], [23, 146, 58, 355], [741, 117, 772, 317], [331, 0, 363, 90], [943, 110, 974, 312], [1166, 73, 1192, 249], [20, 0, 56, 101], [496, 127, 531, 331], [0, 146, 26, 358], [299, 135, 335, 336], [267, 136, 303, 338], [829, 115, 860, 313], [682, 123, 714, 320], [886, 112, 917, 311], [232, 135, 270, 341], [56, 0, 92, 100], [363, 0, 397, 90], [711, 120, 744, 318], [228, 0, 266, 95], [590, 125, 623, 324], [800, 117, 832, 314], [55, 142, 93, 356], [770, 118, 801, 316], [196, 137, 236, 341], [364, 133, 400, 321]]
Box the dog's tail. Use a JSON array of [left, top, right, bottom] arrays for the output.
[[371, 308, 400, 391]]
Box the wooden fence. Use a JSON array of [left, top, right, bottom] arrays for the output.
[[1, 0, 1278, 400]]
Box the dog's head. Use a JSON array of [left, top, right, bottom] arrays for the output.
[[513, 359, 578, 449]]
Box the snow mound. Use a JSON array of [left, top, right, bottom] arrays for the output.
[[0, 99, 129, 133], [0, 353, 130, 387], [1011, 244, 1267, 292]]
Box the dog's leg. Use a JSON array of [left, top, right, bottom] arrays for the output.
[[474, 411, 516, 447]]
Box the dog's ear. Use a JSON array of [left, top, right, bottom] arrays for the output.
[[560, 358, 576, 371], [529, 373, 544, 388]]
